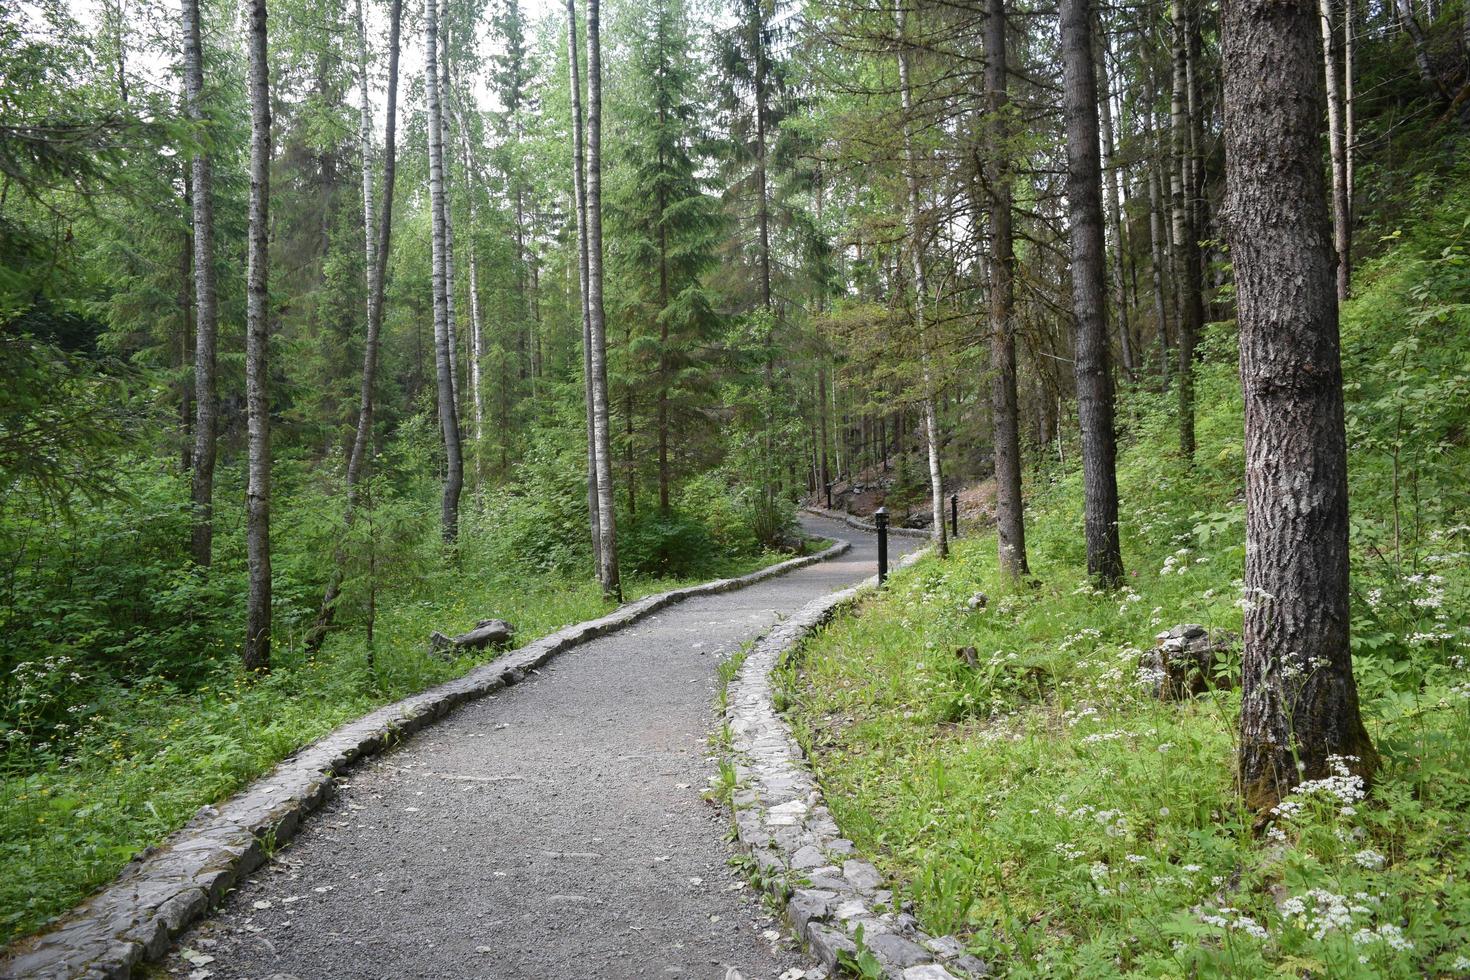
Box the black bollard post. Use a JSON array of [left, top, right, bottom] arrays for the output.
[[874, 507, 889, 584], [950, 493, 959, 538], [825, 482, 832, 510]]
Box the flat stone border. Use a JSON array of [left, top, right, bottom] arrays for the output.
[[801, 505, 932, 540], [2, 541, 852, 980], [723, 549, 987, 979]]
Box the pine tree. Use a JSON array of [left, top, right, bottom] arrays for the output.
[[609, 0, 726, 514]]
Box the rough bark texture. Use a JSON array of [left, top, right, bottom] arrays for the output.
[[183, 0, 218, 569], [1319, 0, 1351, 301], [244, 0, 272, 673], [586, 0, 622, 599], [1060, 0, 1123, 584], [425, 0, 463, 541], [1221, 0, 1377, 812], [896, 0, 948, 559], [986, 0, 1028, 577], [565, 0, 602, 573]]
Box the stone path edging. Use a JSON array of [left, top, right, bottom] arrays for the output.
[[1, 540, 852, 980], [723, 548, 988, 980], [800, 505, 932, 540]]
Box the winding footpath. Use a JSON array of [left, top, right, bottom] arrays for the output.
[[157, 516, 920, 980]]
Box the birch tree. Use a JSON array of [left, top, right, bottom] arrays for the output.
[[244, 0, 272, 671], [585, 0, 621, 599], [896, 0, 948, 559], [425, 0, 463, 541], [565, 0, 602, 573], [181, 0, 217, 568]]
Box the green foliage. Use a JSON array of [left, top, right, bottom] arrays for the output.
[[780, 187, 1470, 977]]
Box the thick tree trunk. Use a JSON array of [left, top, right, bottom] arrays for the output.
[[1223, 0, 1377, 812], [986, 0, 1028, 577], [896, 0, 948, 558], [244, 0, 272, 672], [1171, 0, 1205, 459], [1319, 0, 1352, 301], [182, 0, 218, 568], [306, 0, 401, 654], [1095, 16, 1134, 380], [1060, 0, 1123, 584], [425, 0, 463, 541], [565, 0, 601, 572], [586, 0, 621, 599]]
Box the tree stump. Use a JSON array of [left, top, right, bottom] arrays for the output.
[[1139, 624, 1238, 700]]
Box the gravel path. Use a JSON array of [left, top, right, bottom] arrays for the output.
[[163, 516, 921, 980]]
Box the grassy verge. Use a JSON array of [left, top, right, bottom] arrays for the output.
[[0, 546, 793, 946], [780, 324, 1470, 973]]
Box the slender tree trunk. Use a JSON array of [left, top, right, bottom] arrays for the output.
[[896, 0, 948, 558], [986, 0, 1028, 576], [1095, 15, 1134, 380], [425, 0, 462, 540], [182, 0, 218, 568], [1319, 0, 1352, 301], [586, 0, 621, 599], [306, 0, 401, 653], [565, 0, 601, 572], [1394, 0, 1445, 99], [1061, 0, 1124, 584], [439, 0, 461, 412], [657, 172, 671, 513], [1345, 0, 1356, 216], [1145, 71, 1173, 381], [817, 365, 831, 494], [1148, 141, 1172, 379], [355, 0, 377, 343], [1171, 0, 1204, 459], [1222, 0, 1376, 811], [178, 169, 193, 473], [450, 89, 486, 446], [244, 0, 272, 672]]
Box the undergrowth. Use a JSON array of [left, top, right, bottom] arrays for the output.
[[0, 516, 789, 947], [780, 185, 1470, 978]]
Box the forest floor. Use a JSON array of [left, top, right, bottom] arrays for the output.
[[150, 515, 921, 980], [780, 361, 1470, 975]]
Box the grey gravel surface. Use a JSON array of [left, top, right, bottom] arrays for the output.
[[162, 516, 922, 980]]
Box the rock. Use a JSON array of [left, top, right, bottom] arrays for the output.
[[965, 592, 988, 611], [1140, 624, 1239, 699], [866, 931, 933, 969], [841, 859, 884, 891], [901, 965, 962, 980], [428, 619, 516, 658]]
